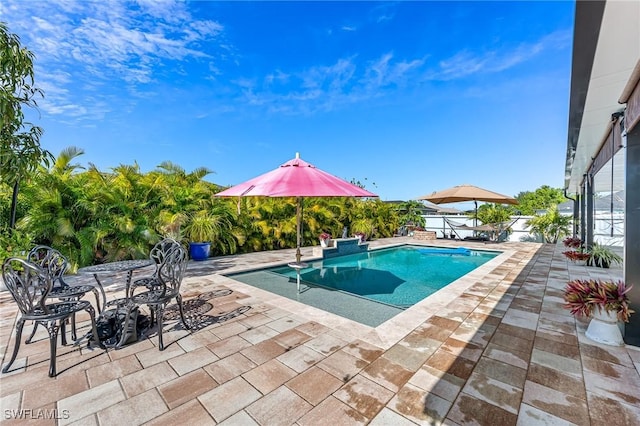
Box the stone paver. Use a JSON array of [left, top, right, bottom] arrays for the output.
[[286, 366, 343, 405], [1, 238, 637, 425]]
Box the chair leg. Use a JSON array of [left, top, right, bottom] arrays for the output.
[[25, 321, 39, 344], [91, 288, 101, 314], [2, 319, 26, 373], [155, 304, 165, 351], [176, 294, 191, 330], [45, 320, 60, 377], [60, 318, 68, 346], [71, 312, 78, 341], [84, 305, 103, 349]]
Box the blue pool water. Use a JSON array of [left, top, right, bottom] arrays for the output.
[[228, 245, 498, 327], [268, 245, 497, 308]]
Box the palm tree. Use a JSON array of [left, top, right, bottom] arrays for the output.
[[79, 164, 156, 262], [16, 147, 87, 266], [525, 205, 571, 243], [302, 198, 339, 244], [398, 200, 426, 228]]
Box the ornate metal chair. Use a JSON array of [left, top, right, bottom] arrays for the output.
[[2, 258, 101, 377], [27, 245, 100, 342], [128, 238, 182, 294], [130, 243, 190, 350], [106, 238, 182, 314]]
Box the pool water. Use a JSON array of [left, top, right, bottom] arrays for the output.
[[228, 245, 498, 326], [274, 245, 496, 307]]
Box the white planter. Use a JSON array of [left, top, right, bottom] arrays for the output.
[[320, 239, 328, 248], [585, 309, 624, 346]]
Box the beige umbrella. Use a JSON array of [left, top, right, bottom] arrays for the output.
[[417, 184, 518, 226]]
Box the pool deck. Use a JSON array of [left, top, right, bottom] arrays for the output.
[[1, 238, 639, 425]]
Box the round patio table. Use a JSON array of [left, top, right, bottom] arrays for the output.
[[77, 259, 154, 312]]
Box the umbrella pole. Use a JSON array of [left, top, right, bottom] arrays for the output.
[[474, 200, 478, 237], [296, 197, 302, 264]]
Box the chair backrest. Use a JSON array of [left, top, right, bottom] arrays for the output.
[[2, 258, 53, 315], [27, 245, 68, 287], [156, 244, 188, 297], [149, 238, 182, 272]]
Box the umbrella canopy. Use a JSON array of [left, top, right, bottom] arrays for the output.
[[417, 184, 517, 205], [417, 184, 517, 227], [216, 153, 377, 263]]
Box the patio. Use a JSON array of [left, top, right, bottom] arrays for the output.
[[1, 238, 639, 425]]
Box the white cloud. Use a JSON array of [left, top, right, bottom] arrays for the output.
[[432, 29, 572, 80], [232, 26, 569, 116], [1, 0, 226, 122]]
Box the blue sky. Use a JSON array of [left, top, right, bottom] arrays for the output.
[[2, 1, 574, 206]]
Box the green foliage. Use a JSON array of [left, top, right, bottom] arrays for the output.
[[589, 243, 622, 268], [183, 205, 237, 254], [525, 205, 571, 243], [184, 211, 218, 242], [1, 22, 53, 228], [397, 200, 426, 228], [476, 203, 514, 225], [0, 227, 33, 262], [515, 185, 566, 215]]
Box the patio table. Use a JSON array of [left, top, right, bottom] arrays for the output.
[[77, 259, 154, 312]]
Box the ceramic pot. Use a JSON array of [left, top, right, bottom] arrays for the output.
[[585, 309, 624, 346], [189, 242, 211, 261], [320, 239, 328, 248]]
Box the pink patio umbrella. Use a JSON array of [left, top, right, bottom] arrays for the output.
[[216, 153, 377, 264]]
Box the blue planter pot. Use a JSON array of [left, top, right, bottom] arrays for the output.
[[189, 242, 211, 261]]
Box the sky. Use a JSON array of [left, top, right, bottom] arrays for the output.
[[1, 0, 575, 207]]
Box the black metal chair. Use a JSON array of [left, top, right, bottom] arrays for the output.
[[2, 258, 101, 377], [127, 238, 182, 294], [130, 243, 190, 350], [106, 238, 182, 315], [27, 245, 100, 342]]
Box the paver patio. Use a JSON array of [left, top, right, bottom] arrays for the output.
[[1, 237, 639, 425]]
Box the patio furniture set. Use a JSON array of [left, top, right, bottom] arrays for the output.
[[1, 238, 191, 377]]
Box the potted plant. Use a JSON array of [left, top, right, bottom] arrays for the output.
[[564, 279, 633, 345], [354, 232, 366, 243], [588, 243, 622, 268], [183, 211, 217, 261], [562, 250, 591, 265], [319, 232, 332, 248], [562, 236, 583, 249]]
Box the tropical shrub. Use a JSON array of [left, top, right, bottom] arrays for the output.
[[564, 279, 633, 322], [563, 236, 583, 249], [562, 250, 590, 262], [588, 243, 623, 268], [525, 205, 571, 243], [397, 200, 426, 228]]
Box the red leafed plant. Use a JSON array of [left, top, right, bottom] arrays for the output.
[[564, 279, 634, 322], [562, 250, 591, 261], [319, 232, 331, 240], [563, 237, 583, 249]]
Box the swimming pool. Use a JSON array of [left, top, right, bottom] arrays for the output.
[[228, 245, 498, 326]]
